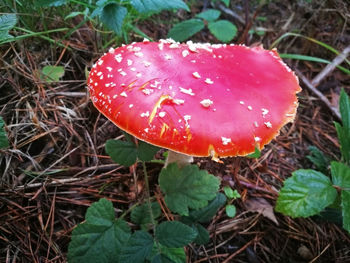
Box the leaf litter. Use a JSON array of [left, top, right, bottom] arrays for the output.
[[0, 1, 350, 262]]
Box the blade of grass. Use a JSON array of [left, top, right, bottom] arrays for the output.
[[280, 53, 350, 75], [0, 27, 69, 48], [63, 17, 89, 39], [270, 32, 350, 67]]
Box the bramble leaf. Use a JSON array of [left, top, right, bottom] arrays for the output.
[[307, 146, 330, 175], [167, 19, 204, 42], [41, 66, 65, 83], [341, 190, 350, 232], [0, 14, 17, 40], [100, 3, 127, 36], [192, 223, 209, 245], [131, 202, 161, 228], [105, 139, 138, 166], [119, 231, 154, 263], [184, 193, 226, 223], [150, 245, 186, 263], [105, 139, 160, 166], [331, 161, 350, 189], [131, 0, 189, 13], [159, 163, 220, 216], [68, 199, 131, 263], [137, 141, 161, 162], [155, 221, 197, 248], [208, 20, 237, 42], [196, 9, 221, 22], [0, 117, 9, 149], [276, 169, 337, 217]]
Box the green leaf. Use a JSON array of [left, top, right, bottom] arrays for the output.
[[246, 146, 261, 159], [192, 223, 209, 245], [196, 9, 221, 22], [159, 163, 220, 216], [68, 199, 131, 263], [341, 190, 350, 232], [225, 204, 236, 218], [137, 141, 160, 162], [155, 221, 197, 248], [105, 139, 159, 166], [151, 246, 186, 263], [223, 186, 241, 199], [131, 202, 161, 228], [340, 89, 350, 129], [151, 254, 172, 263], [276, 169, 337, 217], [184, 193, 226, 223], [221, 0, 230, 7], [160, 247, 186, 263], [0, 14, 17, 35], [208, 20, 237, 42], [120, 231, 154, 263], [212, 0, 230, 7], [85, 198, 116, 224], [306, 146, 330, 175], [65, 11, 85, 20], [0, 117, 9, 149], [0, 32, 13, 42], [331, 161, 350, 189], [316, 207, 342, 225], [335, 122, 350, 163], [40, 65, 65, 83], [131, 0, 189, 13], [100, 3, 127, 36], [167, 19, 205, 42], [105, 139, 138, 166], [35, 0, 67, 7]]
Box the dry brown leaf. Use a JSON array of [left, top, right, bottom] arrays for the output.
[[245, 198, 279, 225]]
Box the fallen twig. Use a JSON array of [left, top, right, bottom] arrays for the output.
[[311, 45, 350, 87], [296, 69, 341, 120], [214, 3, 245, 24]]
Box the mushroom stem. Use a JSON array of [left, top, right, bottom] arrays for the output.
[[165, 150, 194, 168]]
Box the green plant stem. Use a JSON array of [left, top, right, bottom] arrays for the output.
[[69, 0, 96, 9], [142, 161, 157, 232], [1, 27, 68, 48]]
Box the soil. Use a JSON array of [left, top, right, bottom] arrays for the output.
[[0, 0, 350, 262]]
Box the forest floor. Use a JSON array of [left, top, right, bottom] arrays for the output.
[[1, 0, 350, 262]]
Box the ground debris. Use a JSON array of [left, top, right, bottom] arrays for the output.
[[1, 0, 350, 262]]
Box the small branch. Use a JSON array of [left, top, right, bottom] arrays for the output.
[[214, 4, 245, 24], [311, 45, 350, 87], [296, 69, 341, 120]]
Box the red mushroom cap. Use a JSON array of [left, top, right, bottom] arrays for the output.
[[88, 39, 301, 158]]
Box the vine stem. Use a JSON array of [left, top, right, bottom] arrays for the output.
[[142, 161, 157, 233]]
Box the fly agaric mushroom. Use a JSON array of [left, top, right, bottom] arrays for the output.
[[88, 39, 301, 166]]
